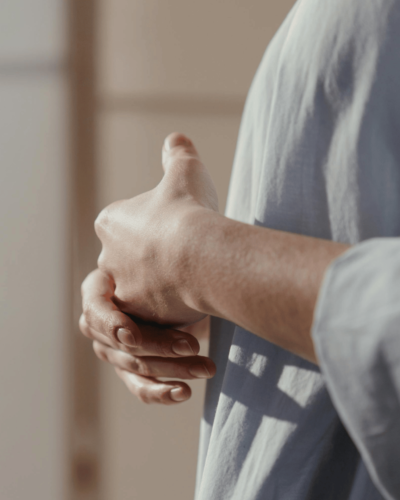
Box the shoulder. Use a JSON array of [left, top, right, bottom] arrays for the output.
[[286, 0, 400, 108], [285, 0, 400, 61]]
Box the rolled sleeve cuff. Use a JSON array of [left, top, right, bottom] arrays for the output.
[[312, 238, 400, 500]]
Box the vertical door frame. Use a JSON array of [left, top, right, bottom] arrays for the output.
[[68, 0, 101, 498]]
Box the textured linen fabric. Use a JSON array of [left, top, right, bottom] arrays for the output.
[[313, 240, 400, 500], [195, 0, 400, 499]]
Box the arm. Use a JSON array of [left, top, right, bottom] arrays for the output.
[[176, 210, 348, 363], [84, 134, 400, 495], [94, 132, 348, 365]]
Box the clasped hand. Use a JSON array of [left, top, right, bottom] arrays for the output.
[[79, 133, 218, 404]]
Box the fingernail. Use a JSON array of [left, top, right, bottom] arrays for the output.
[[170, 387, 187, 402], [117, 328, 137, 347], [164, 135, 189, 151], [172, 339, 194, 356], [189, 364, 211, 379]]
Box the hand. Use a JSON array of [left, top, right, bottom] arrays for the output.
[[80, 269, 215, 404], [94, 133, 219, 328]]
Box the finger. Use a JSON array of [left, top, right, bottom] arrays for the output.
[[115, 368, 191, 405], [81, 312, 201, 358], [161, 133, 219, 212], [133, 323, 200, 358], [81, 268, 141, 347], [93, 341, 216, 380], [161, 132, 201, 173], [79, 314, 118, 349]]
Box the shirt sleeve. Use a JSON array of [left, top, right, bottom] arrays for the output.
[[312, 238, 400, 500]]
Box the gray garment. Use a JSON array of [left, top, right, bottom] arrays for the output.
[[195, 0, 400, 499], [313, 240, 400, 500]]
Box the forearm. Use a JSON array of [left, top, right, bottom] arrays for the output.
[[180, 209, 349, 363]]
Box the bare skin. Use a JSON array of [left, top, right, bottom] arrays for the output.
[[80, 132, 349, 404], [80, 271, 213, 404]]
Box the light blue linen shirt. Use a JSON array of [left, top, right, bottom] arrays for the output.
[[195, 1, 400, 499]]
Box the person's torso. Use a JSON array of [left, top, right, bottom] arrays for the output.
[[196, 1, 400, 498]]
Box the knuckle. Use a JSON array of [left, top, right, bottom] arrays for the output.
[[134, 358, 151, 377], [78, 314, 86, 332], [156, 341, 172, 358], [82, 299, 94, 319], [79, 315, 93, 339], [80, 279, 88, 298], [93, 342, 108, 361], [95, 201, 122, 238], [81, 307, 98, 334], [126, 357, 139, 373], [137, 387, 151, 404], [80, 276, 90, 298], [80, 269, 99, 297], [94, 208, 110, 237], [91, 309, 118, 340], [96, 251, 107, 272], [82, 299, 120, 342], [103, 315, 119, 340]]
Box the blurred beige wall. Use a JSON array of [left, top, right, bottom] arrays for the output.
[[0, 1, 69, 499], [96, 1, 295, 499]]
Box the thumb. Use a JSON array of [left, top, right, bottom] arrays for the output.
[[161, 132, 219, 212], [161, 132, 202, 174]]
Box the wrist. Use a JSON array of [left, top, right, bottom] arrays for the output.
[[174, 206, 224, 316]]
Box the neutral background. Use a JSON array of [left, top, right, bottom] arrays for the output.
[[0, 1, 294, 499]]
